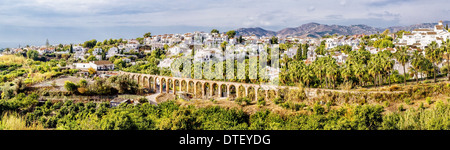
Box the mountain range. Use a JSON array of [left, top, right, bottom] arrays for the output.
[[235, 21, 450, 38]]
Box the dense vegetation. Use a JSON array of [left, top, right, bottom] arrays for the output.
[[1, 98, 448, 130]]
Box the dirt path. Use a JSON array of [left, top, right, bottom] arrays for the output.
[[145, 93, 159, 105]]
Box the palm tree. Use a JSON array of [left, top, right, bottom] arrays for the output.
[[382, 55, 394, 86], [394, 46, 410, 85], [313, 58, 326, 88], [325, 58, 338, 89], [425, 41, 443, 83], [443, 39, 450, 81], [341, 64, 353, 83], [302, 65, 314, 88], [410, 50, 425, 83], [368, 54, 382, 87], [353, 62, 366, 86]]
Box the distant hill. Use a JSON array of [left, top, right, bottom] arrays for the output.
[[235, 21, 450, 38], [235, 27, 276, 37]]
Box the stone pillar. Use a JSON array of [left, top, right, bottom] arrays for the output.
[[166, 79, 169, 93], [245, 86, 248, 97], [255, 87, 258, 101], [210, 83, 213, 98], [186, 81, 190, 93], [159, 79, 163, 93], [218, 84, 222, 98], [236, 85, 240, 98], [227, 85, 230, 99], [201, 82, 205, 98], [173, 80, 176, 95], [194, 82, 197, 97]]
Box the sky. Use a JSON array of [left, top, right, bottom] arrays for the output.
[[0, 0, 449, 48]]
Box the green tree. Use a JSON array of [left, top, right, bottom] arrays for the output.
[[136, 37, 144, 44], [315, 40, 326, 55], [381, 29, 390, 37], [211, 29, 219, 34], [79, 79, 88, 88], [46, 39, 50, 47], [302, 65, 314, 88], [302, 44, 309, 59], [411, 50, 425, 83], [144, 32, 152, 38], [270, 36, 278, 44], [69, 44, 73, 53], [26, 50, 39, 61], [83, 39, 97, 48], [87, 55, 98, 61], [394, 46, 410, 85], [295, 44, 303, 61], [443, 39, 450, 81], [64, 81, 78, 93], [114, 58, 125, 69], [425, 41, 443, 83], [381, 51, 394, 86], [226, 30, 236, 39], [220, 41, 228, 52]]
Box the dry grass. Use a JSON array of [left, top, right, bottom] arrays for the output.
[[0, 112, 44, 130], [176, 97, 301, 115], [156, 93, 175, 103], [0, 55, 27, 66]]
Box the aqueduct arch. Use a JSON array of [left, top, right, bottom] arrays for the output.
[[120, 71, 280, 102]]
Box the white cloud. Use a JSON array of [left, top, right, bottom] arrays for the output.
[[0, 0, 449, 34]]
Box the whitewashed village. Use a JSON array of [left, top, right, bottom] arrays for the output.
[[4, 21, 450, 81], [0, 20, 449, 110], [1, 20, 450, 130]]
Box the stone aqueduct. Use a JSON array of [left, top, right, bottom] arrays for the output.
[[116, 71, 282, 101]]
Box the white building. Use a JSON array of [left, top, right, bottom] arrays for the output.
[[74, 61, 114, 71], [107, 47, 119, 58], [397, 21, 450, 49], [92, 48, 102, 55]]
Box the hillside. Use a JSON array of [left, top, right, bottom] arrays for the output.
[[235, 21, 450, 38]]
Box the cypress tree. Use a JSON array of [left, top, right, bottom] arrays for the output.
[[296, 44, 303, 61], [302, 44, 309, 60]]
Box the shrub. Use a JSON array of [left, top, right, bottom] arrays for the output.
[[404, 98, 412, 105], [138, 97, 148, 104], [272, 96, 285, 105], [235, 97, 251, 106], [77, 87, 87, 94], [312, 103, 325, 115], [79, 79, 88, 88], [418, 102, 424, 110], [64, 81, 78, 93], [257, 97, 266, 106], [383, 101, 390, 107], [398, 104, 404, 112], [388, 85, 401, 91], [426, 97, 432, 105]]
